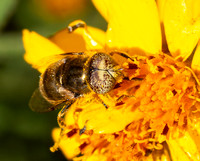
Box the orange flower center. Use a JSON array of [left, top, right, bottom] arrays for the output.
[[52, 52, 200, 160]]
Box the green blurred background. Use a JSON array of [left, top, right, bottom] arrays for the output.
[[0, 0, 106, 160]]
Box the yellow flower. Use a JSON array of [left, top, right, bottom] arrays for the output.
[[23, 0, 200, 160]]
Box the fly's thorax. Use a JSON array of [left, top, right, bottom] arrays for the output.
[[86, 52, 123, 94]]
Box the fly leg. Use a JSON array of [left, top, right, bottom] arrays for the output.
[[110, 51, 136, 62], [50, 101, 73, 152], [57, 102, 73, 129], [68, 21, 86, 33]]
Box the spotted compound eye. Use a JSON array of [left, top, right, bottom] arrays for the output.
[[88, 53, 118, 94]]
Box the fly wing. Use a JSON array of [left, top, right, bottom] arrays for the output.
[[35, 52, 85, 72], [29, 88, 65, 112]]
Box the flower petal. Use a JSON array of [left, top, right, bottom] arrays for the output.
[[75, 96, 144, 134], [167, 131, 200, 161], [23, 21, 105, 73], [156, 0, 167, 23], [163, 0, 200, 60], [192, 40, 200, 73], [50, 20, 105, 52], [80, 152, 107, 161], [23, 29, 64, 73], [92, 0, 162, 55], [51, 128, 80, 159]]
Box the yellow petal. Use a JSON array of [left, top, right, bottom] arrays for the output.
[[163, 0, 200, 60], [156, 0, 167, 23], [50, 20, 105, 53], [188, 111, 200, 155], [167, 131, 200, 161], [51, 128, 80, 159], [92, 0, 162, 55], [23, 21, 105, 73], [23, 29, 64, 73], [76, 96, 144, 134], [192, 40, 200, 73], [81, 152, 107, 161], [90, 0, 109, 22]]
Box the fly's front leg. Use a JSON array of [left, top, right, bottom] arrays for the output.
[[68, 20, 86, 33], [110, 51, 136, 62], [93, 93, 117, 109]]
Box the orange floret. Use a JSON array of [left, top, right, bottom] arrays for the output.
[[51, 53, 200, 160]]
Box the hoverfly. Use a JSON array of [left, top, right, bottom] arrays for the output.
[[29, 22, 134, 131]]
